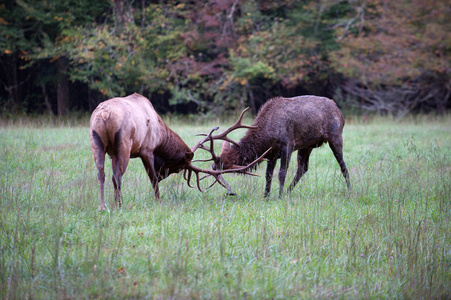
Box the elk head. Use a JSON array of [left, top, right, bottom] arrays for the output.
[[185, 108, 271, 194]]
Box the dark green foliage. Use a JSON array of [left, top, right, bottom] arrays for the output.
[[0, 0, 449, 116]]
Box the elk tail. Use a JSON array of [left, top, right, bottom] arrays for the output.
[[112, 129, 121, 157], [101, 111, 110, 121], [91, 130, 105, 153]]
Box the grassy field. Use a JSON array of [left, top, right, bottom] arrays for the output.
[[1, 114, 450, 299]]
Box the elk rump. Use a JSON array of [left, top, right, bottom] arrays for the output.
[[90, 93, 193, 210], [215, 96, 351, 197]]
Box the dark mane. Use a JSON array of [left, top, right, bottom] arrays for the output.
[[233, 98, 284, 167], [155, 125, 189, 164]]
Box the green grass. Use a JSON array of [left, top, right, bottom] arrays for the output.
[[1, 114, 450, 299]]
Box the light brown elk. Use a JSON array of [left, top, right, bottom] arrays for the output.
[[90, 93, 266, 210], [210, 96, 351, 197]]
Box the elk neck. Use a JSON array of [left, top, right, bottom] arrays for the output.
[[154, 122, 191, 163], [233, 127, 274, 167]]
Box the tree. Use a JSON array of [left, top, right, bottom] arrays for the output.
[[330, 0, 451, 116], [0, 0, 37, 112], [209, 0, 351, 112], [0, 0, 109, 115], [1, 0, 449, 116]]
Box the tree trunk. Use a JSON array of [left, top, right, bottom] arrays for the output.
[[248, 86, 257, 115], [0, 54, 23, 112], [41, 84, 54, 116], [57, 57, 70, 116], [113, 0, 133, 35]]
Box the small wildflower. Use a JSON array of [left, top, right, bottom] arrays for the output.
[[360, 254, 364, 258], [117, 267, 126, 275]]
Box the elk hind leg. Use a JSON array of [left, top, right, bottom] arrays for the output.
[[91, 131, 107, 210], [110, 129, 132, 208], [111, 151, 131, 208], [288, 148, 313, 193], [94, 150, 106, 210], [329, 138, 351, 189]]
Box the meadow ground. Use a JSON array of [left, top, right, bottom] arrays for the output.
[[0, 114, 450, 299]]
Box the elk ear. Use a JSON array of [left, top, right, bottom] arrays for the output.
[[184, 151, 194, 162], [221, 141, 231, 153]]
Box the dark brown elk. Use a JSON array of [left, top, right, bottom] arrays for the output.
[[90, 93, 266, 210], [211, 96, 351, 197]]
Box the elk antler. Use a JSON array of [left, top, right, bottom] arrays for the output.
[[197, 107, 257, 147], [189, 107, 255, 165], [186, 107, 269, 193], [184, 147, 271, 193], [190, 126, 220, 163]]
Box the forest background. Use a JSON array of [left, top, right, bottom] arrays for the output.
[[1, 0, 450, 118]]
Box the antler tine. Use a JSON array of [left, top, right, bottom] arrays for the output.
[[190, 126, 221, 167], [221, 147, 272, 174], [209, 107, 257, 147], [207, 128, 219, 162], [192, 144, 216, 163], [183, 169, 196, 189], [191, 126, 219, 153]]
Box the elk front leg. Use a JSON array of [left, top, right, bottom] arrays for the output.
[[264, 158, 277, 197], [278, 146, 293, 198], [141, 153, 160, 200]]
